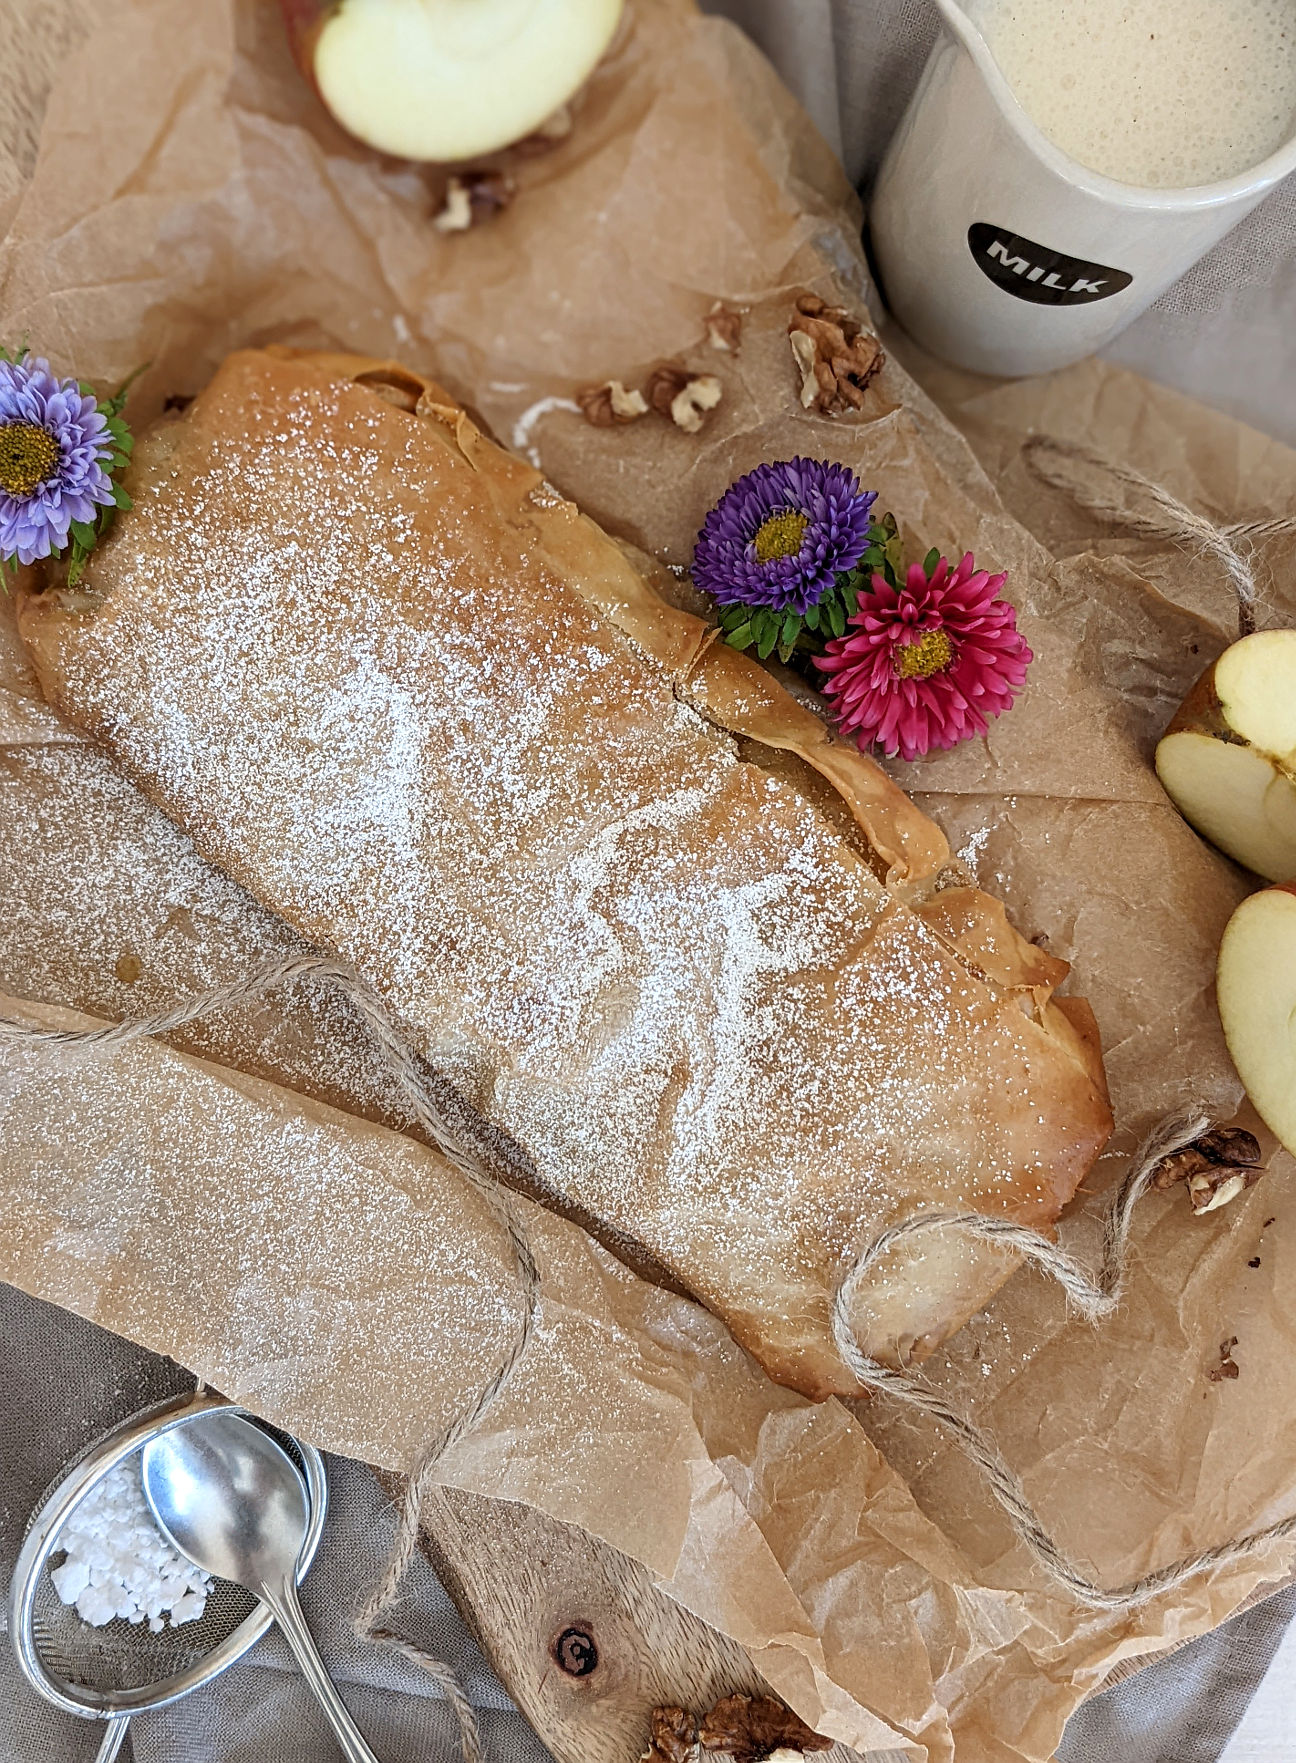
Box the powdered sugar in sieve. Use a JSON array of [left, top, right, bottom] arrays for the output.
[[49, 1459, 212, 1633]]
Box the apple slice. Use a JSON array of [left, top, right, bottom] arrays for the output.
[[1155, 629, 1296, 882], [283, 0, 624, 163], [1217, 883, 1296, 1157]]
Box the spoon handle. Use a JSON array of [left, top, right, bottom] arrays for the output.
[[264, 1575, 382, 1763], [92, 1716, 131, 1763]]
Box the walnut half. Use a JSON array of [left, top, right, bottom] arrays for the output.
[[699, 1694, 831, 1763], [788, 293, 884, 414], [706, 303, 744, 352], [1150, 1126, 1263, 1213], [432, 170, 516, 233], [576, 379, 650, 426], [643, 1707, 699, 1763]]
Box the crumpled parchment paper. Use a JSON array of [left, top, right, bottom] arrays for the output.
[[1, 3, 1293, 1760]]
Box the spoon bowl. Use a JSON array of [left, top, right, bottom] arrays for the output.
[[142, 1410, 311, 1588], [143, 1409, 381, 1763]]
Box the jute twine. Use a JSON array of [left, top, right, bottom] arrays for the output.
[[1022, 431, 1296, 640], [833, 1110, 1296, 1610], [2, 948, 1293, 1694]]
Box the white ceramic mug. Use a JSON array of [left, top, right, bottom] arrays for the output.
[[869, 0, 1296, 376]]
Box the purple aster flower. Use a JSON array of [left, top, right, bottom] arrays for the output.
[[692, 457, 876, 616], [0, 353, 115, 566]]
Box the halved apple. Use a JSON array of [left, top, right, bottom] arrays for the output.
[[282, 0, 625, 163], [1155, 629, 1296, 882], [1217, 883, 1296, 1158]]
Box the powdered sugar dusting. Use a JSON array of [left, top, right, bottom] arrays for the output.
[[25, 354, 1098, 1382], [0, 994, 522, 1470]]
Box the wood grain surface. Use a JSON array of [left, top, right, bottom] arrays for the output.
[[366, 1476, 893, 1763], [423, 1484, 784, 1763]]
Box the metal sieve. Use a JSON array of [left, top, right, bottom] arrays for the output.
[[9, 1389, 326, 1761]]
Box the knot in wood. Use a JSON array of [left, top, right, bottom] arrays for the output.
[[553, 1626, 599, 1677]]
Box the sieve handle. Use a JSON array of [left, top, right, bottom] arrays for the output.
[[264, 1575, 382, 1763], [93, 1716, 131, 1763]]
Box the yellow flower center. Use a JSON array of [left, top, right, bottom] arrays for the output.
[[0, 421, 60, 499], [752, 510, 808, 563], [894, 627, 954, 679]]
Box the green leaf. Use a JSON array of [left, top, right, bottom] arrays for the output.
[[724, 622, 755, 651], [803, 603, 820, 632], [827, 598, 846, 638], [68, 518, 98, 548], [112, 484, 133, 510], [781, 611, 801, 648], [923, 547, 941, 577], [756, 621, 780, 660]]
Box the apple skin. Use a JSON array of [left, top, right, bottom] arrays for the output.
[[1162, 652, 1245, 747], [1155, 633, 1296, 883]]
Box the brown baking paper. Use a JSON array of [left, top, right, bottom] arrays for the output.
[[1, 3, 1294, 1761]]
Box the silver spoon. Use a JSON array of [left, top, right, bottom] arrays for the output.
[[141, 1411, 380, 1763]]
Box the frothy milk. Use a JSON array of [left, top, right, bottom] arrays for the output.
[[978, 0, 1296, 187]]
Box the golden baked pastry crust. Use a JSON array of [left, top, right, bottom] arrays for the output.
[[17, 348, 1112, 1398]]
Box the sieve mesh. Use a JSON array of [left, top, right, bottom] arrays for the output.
[[12, 1402, 325, 1723], [31, 1574, 258, 1696], [25, 1421, 317, 1698]]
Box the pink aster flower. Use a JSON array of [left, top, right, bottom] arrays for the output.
[[815, 552, 1032, 761]]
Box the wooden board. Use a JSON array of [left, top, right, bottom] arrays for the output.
[[416, 1482, 897, 1763]]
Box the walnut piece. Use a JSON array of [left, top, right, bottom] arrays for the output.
[[698, 1694, 830, 1763], [646, 363, 723, 433], [788, 292, 884, 414], [645, 364, 689, 413], [706, 303, 744, 352], [1150, 1127, 1263, 1213], [576, 379, 651, 427], [433, 171, 516, 233], [1208, 1336, 1241, 1382], [645, 1707, 699, 1763]]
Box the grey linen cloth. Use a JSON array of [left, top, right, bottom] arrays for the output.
[[0, 1283, 553, 1763], [4, 4, 1295, 1762], [3, 1285, 1293, 1763]]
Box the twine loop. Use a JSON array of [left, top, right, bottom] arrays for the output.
[[4, 959, 1294, 1646], [834, 1110, 1296, 1610], [1023, 432, 1296, 641]]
